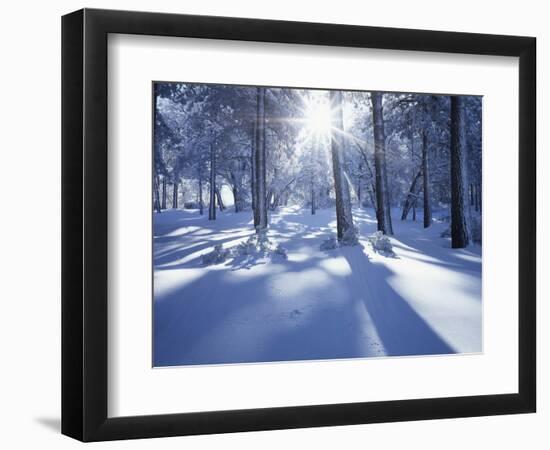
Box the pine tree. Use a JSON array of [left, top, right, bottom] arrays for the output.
[[421, 130, 432, 228], [253, 87, 268, 232], [330, 90, 355, 240], [208, 143, 216, 220], [450, 96, 470, 248], [371, 92, 393, 235]]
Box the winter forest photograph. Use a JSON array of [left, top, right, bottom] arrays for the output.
[[153, 81, 482, 367]]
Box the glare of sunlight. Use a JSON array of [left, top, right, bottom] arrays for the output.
[[304, 99, 332, 136], [291, 91, 362, 160]]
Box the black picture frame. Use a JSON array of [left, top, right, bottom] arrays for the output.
[[61, 8, 536, 442]]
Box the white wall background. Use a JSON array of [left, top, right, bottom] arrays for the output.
[[0, 1, 545, 448]]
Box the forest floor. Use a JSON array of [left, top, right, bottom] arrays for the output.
[[153, 206, 482, 367]]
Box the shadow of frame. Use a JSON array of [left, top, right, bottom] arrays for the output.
[[34, 417, 61, 433]]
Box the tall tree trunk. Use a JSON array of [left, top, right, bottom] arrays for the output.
[[161, 177, 167, 210], [153, 82, 163, 214], [366, 185, 376, 211], [215, 188, 225, 211], [180, 181, 186, 206], [422, 130, 432, 228], [230, 171, 243, 213], [172, 180, 178, 209], [401, 169, 422, 220], [153, 174, 162, 213], [357, 162, 363, 207], [450, 96, 470, 248], [311, 179, 316, 215], [470, 184, 475, 206], [208, 144, 216, 220], [477, 183, 482, 212], [273, 192, 281, 210], [232, 186, 240, 212], [371, 92, 393, 235], [250, 150, 256, 215], [253, 87, 268, 232], [354, 143, 378, 215], [269, 191, 279, 211], [198, 175, 204, 215], [330, 90, 354, 240]]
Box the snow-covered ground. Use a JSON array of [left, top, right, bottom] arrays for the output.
[[153, 206, 482, 367]]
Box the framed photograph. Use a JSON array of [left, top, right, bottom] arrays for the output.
[[62, 8, 536, 441]]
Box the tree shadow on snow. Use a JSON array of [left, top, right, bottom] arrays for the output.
[[153, 250, 342, 366], [154, 233, 253, 269], [341, 245, 456, 357], [391, 234, 481, 275], [153, 207, 459, 366]]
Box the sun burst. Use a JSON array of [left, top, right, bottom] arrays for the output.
[[303, 99, 333, 136]]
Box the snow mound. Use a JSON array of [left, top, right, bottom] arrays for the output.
[[201, 231, 287, 266], [234, 231, 288, 259], [367, 231, 395, 256], [319, 236, 338, 251], [341, 226, 360, 246], [440, 227, 451, 238], [200, 244, 230, 265], [319, 226, 360, 251]]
